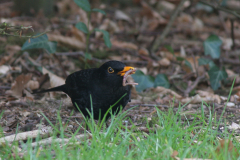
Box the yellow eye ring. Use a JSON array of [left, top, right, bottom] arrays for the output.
[[108, 67, 114, 73]]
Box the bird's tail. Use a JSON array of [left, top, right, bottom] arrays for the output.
[[32, 84, 67, 94]]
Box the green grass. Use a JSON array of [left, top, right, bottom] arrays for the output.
[[0, 80, 240, 159], [1, 102, 240, 160]]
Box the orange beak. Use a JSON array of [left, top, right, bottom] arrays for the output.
[[117, 66, 136, 76]]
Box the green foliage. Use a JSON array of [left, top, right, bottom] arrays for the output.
[[1, 94, 240, 159], [208, 66, 228, 90], [198, 58, 216, 68], [73, 0, 91, 12], [164, 45, 174, 54], [95, 29, 112, 48], [203, 34, 222, 59], [176, 56, 185, 61], [154, 74, 170, 88], [132, 70, 154, 92], [75, 22, 88, 34], [73, 0, 111, 49], [200, 35, 229, 90], [184, 60, 192, 71], [85, 52, 92, 60], [92, 8, 106, 15], [21, 34, 57, 54], [73, 0, 111, 66], [132, 70, 170, 92]]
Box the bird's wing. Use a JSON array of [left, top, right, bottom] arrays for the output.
[[65, 68, 96, 98]]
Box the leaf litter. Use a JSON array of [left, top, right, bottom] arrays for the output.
[[1, 0, 240, 158]]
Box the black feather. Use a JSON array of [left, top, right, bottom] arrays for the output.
[[34, 61, 133, 120]]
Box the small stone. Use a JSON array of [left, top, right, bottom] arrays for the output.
[[225, 102, 235, 107]]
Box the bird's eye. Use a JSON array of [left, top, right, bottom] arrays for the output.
[[108, 67, 114, 73]]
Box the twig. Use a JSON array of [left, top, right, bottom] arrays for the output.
[[200, 0, 240, 19], [172, 79, 186, 93], [2, 30, 51, 39], [0, 127, 52, 146], [0, 86, 11, 89], [222, 58, 240, 65], [230, 19, 235, 49], [191, 52, 198, 77], [29, 134, 89, 147], [184, 74, 205, 97], [0, 22, 51, 38], [151, 0, 188, 53]]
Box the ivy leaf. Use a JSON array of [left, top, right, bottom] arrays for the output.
[[176, 56, 185, 61], [85, 52, 92, 60], [95, 29, 112, 48], [131, 70, 154, 92], [154, 74, 170, 88], [92, 8, 106, 15], [21, 34, 57, 54], [204, 35, 222, 59], [198, 58, 216, 68], [75, 22, 88, 34], [208, 66, 228, 90], [74, 0, 91, 12], [184, 60, 192, 71], [164, 45, 174, 54], [198, 58, 212, 65]]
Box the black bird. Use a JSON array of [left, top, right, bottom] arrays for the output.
[[34, 61, 138, 120]]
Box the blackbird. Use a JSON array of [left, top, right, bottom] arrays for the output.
[[34, 61, 138, 120]]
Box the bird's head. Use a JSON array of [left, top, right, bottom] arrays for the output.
[[98, 61, 138, 87]]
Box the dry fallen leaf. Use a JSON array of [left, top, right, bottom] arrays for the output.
[[112, 40, 138, 50], [42, 67, 65, 88], [181, 90, 223, 104], [182, 56, 205, 76], [6, 74, 32, 98], [158, 58, 170, 67], [138, 48, 149, 56], [140, 1, 165, 22], [115, 10, 132, 23], [154, 86, 182, 99], [215, 139, 239, 158], [71, 26, 86, 43], [171, 149, 212, 160], [47, 33, 85, 50], [25, 80, 39, 90]]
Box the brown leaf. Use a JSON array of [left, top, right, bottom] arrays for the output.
[[182, 56, 205, 76], [115, 10, 132, 23], [8, 74, 32, 98], [47, 33, 85, 50], [171, 150, 178, 158], [25, 80, 39, 90], [37, 73, 50, 87], [138, 48, 149, 56], [140, 1, 165, 21], [181, 90, 223, 104], [112, 40, 138, 50], [71, 26, 86, 43], [154, 86, 182, 99], [158, 58, 170, 67], [215, 139, 239, 158], [42, 67, 65, 88]]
